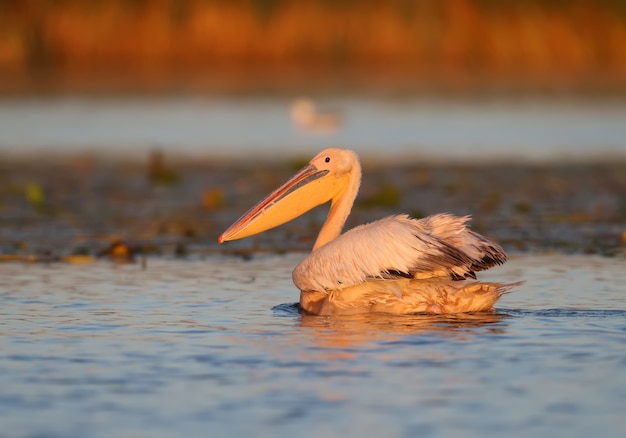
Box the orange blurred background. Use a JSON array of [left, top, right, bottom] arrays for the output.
[[1, 0, 625, 94]]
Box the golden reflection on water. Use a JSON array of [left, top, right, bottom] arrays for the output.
[[297, 311, 507, 352]]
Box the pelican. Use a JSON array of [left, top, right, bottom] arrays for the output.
[[219, 148, 512, 315], [291, 99, 342, 134]]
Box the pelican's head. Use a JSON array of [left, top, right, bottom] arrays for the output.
[[218, 148, 360, 244], [291, 99, 316, 126]]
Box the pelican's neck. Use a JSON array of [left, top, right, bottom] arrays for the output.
[[313, 159, 362, 251]]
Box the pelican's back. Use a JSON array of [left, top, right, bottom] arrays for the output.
[[293, 213, 507, 293]]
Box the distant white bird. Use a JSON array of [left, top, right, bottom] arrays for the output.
[[290, 99, 342, 134], [219, 148, 512, 315]]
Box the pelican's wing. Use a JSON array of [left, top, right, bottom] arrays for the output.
[[293, 214, 506, 292]]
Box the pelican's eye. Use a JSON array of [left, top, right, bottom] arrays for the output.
[[325, 157, 331, 163]]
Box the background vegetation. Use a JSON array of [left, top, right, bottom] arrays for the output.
[[1, 0, 625, 93]]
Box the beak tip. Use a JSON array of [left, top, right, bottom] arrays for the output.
[[217, 234, 225, 244]]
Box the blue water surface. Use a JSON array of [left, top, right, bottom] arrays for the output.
[[1, 96, 625, 161], [1, 254, 625, 437]]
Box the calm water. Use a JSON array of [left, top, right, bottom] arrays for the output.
[[1, 96, 625, 161], [1, 254, 625, 437]]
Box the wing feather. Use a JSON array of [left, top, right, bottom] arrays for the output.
[[293, 214, 507, 292]]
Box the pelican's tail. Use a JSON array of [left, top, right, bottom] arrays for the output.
[[415, 280, 519, 314], [362, 279, 518, 314]]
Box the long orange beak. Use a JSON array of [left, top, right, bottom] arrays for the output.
[[218, 164, 342, 244]]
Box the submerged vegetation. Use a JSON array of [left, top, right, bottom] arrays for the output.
[[0, 154, 624, 263]]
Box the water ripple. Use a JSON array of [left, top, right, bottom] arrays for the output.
[[1, 255, 625, 437]]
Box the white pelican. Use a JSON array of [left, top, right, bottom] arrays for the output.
[[219, 148, 512, 315], [291, 99, 342, 134]]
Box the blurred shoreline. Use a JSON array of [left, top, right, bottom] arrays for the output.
[[4, 69, 626, 98]]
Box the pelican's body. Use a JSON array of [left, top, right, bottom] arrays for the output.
[[219, 148, 511, 315]]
